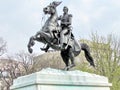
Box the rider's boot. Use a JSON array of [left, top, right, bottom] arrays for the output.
[[40, 45, 49, 52]]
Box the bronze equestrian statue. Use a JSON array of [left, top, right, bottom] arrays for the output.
[[27, 1, 95, 70]]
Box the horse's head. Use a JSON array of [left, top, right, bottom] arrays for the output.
[[43, 1, 62, 15]]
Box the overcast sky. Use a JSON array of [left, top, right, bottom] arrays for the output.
[[0, 0, 120, 56]]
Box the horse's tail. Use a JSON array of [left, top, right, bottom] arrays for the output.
[[81, 43, 95, 67]]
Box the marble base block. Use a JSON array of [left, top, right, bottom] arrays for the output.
[[10, 68, 112, 90]]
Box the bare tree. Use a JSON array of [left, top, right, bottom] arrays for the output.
[[15, 51, 35, 75], [0, 59, 21, 90], [0, 51, 35, 90], [0, 37, 7, 56]]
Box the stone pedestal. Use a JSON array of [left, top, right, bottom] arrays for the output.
[[10, 68, 112, 90]]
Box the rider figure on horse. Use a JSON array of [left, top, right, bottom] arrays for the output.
[[28, 1, 95, 70], [41, 6, 74, 52], [58, 6, 74, 49]]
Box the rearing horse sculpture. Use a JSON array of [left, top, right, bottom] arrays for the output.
[[27, 1, 95, 70]]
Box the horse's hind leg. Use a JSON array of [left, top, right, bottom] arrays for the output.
[[60, 51, 69, 70], [68, 47, 76, 68]]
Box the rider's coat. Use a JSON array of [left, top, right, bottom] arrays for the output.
[[58, 13, 73, 47]]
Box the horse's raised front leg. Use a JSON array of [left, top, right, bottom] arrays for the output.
[[27, 36, 35, 53]]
